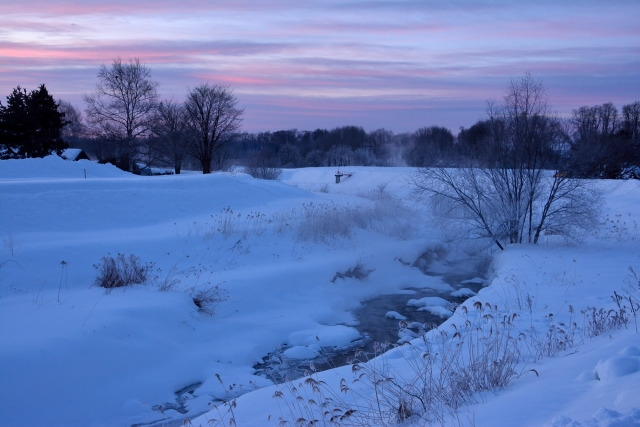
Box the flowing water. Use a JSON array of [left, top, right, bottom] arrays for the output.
[[254, 252, 490, 383]]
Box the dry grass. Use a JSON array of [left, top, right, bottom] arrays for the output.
[[190, 285, 229, 316], [330, 262, 374, 283], [269, 302, 531, 426], [204, 193, 416, 244], [93, 253, 151, 291]]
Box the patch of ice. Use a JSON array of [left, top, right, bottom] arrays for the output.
[[450, 288, 476, 298], [283, 346, 319, 360], [398, 328, 419, 341], [385, 311, 407, 320], [407, 296, 450, 308], [417, 305, 453, 318], [461, 277, 484, 285], [407, 296, 452, 317], [287, 325, 361, 350]]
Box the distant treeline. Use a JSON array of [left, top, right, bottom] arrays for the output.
[[2, 79, 639, 179], [200, 99, 640, 180]]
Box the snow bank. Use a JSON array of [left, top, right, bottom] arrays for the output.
[[0, 162, 315, 235], [0, 155, 130, 180], [287, 324, 362, 350], [406, 296, 453, 317], [385, 310, 407, 320], [594, 347, 640, 380], [283, 346, 320, 360], [450, 287, 476, 297]]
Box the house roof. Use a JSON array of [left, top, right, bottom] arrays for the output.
[[60, 148, 85, 161]]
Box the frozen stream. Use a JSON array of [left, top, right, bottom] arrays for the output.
[[254, 253, 490, 383], [149, 252, 490, 426]]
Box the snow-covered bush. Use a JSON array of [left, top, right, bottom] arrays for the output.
[[94, 253, 151, 291]]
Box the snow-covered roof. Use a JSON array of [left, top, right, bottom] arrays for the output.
[[60, 148, 84, 160]]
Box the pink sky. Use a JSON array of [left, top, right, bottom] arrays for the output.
[[1, 0, 638, 133]]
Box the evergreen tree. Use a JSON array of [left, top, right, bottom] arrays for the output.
[[0, 84, 67, 159]]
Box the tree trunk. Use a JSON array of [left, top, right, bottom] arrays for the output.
[[201, 154, 212, 174]]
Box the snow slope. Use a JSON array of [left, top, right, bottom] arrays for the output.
[[0, 158, 439, 426], [1, 157, 639, 426]]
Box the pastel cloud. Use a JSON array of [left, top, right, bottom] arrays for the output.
[[1, 0, 638, 132]]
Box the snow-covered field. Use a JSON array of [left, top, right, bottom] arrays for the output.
[[1, 157, 639, 426]]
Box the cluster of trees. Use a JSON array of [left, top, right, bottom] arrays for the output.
[[1, 57, 638, 180], [0, 85, 67, 159], [566, 102, 640, 178], [0, 58, 242, 174], [82, 58, 242, 174], [228, 126, 402, 169]]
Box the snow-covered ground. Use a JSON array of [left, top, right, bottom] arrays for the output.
[[1, 157, 639, 426]]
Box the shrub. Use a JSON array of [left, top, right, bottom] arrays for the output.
[[190, 285, 229, 316], [245, 164, 282, 180], [94, 253, 151, 291]]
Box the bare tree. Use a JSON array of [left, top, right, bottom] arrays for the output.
[[569, 104, 616, 178], [151, 100, 188, 174], [405, 126, 455, 167], [413, 74, 599, 250], [84, 57, 159, 171], [622, 101, 640, 144], [57, 100, 85, 143], [184, 83, 243, 174], [367, 128, 393, 164]]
